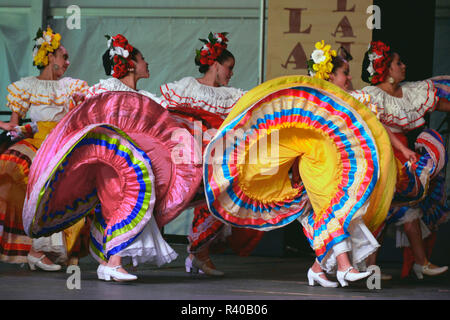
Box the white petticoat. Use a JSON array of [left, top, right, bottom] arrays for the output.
[[119, 215, 178, 267], [85, 78, 177, 267], [316, 218, 380, 274], [32, 232, 68, 264]]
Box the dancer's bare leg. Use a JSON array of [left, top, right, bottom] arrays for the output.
[[107, 254, 130, 274], [403, 219, 426, 265]]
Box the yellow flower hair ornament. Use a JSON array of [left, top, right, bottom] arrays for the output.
[[32, 27, 61, 69], [307, 40, 337, 80]]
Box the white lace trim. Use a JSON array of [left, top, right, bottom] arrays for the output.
[[159, 76, 245, 117], [393, 207, 422, 226], [86, 77, 163, 104], [118, 216, 178, 267], [32, 232, 68, 263], [361, 80, 438, 131], [121, 248, 178, 268], [392, 208, 432, 247]]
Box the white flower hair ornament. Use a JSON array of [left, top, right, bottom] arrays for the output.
[[307, 40, 337, 80]]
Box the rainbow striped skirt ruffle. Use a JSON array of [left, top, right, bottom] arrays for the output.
[[389, 128, 449, 229], [23, 125, 156, 260], [203, 76, 396, 262], [23, 91, 203, 260]]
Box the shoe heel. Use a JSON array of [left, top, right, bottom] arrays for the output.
[[190, 265, 199, 274], [103, 273, 111, 281], [308, 277, 315, 286], [28, 262, 36, 271], [413, 268, 423, 280]]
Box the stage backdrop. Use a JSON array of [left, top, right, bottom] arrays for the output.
[[266, 0, 373, 90]]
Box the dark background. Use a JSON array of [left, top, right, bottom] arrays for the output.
[[373, 0, 437, 150], [372, 0, 436, 81]]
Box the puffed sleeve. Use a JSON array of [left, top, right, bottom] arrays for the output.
[[67, 78, 89, 96]]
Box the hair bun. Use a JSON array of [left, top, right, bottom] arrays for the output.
[[195, 32, 229, 73]]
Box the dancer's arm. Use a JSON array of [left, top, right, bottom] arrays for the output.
[[436, 97, 450, 112], [384, 125, 418, 163], [0, 112, 20, 131]]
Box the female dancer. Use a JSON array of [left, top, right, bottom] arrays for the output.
[[0, 27, 88, 270], [304, 42, 413, 286], [202, 68, 393, 287], [293, 41, 399, 287], [159, 32, 263, 276], [87, 34, 177, 279], [200, 39, 399, 289], [359, 41, 449, 279]]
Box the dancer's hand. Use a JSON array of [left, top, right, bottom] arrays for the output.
[[402, 147, 419, 163], [0, 121, 16, 132]]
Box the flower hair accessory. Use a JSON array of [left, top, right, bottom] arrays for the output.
[[32, 27, 61, 69], [366, 41, 392, 84], [105, 34, 135, 79], [195, 32, 229, 66], [307, 40, 337, 80]]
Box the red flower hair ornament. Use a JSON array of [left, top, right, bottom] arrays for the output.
[[366, 40, 392, 85], [105, 34, 135, 79], [195, 32, 229, 67]]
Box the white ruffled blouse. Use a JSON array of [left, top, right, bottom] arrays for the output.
[[159, 76, 246, 118], [361, 80, 438, 132], [86, 77, 162, 104], [6, 76, 88, 122]]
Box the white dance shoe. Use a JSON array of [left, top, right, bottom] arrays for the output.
[[307, 268, 338, 288], [412, 262, 448, 279], [27, 254, 61, 271], [336, 267, 372, 287], [97, 264, 137, 282]]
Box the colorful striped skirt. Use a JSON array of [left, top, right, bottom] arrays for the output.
[[23, 91, 203, 261], [1, 123, 88, 264], [0, 140, 36, 263], [387, 128, 449, 231]]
